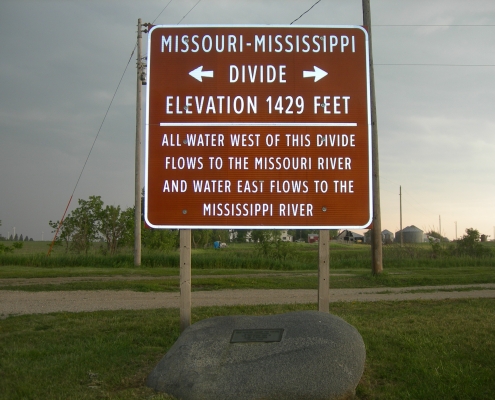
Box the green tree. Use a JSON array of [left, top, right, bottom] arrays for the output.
[[453, 228, 491, 257], [71, 196, 104, 254], [142, 227, 179, 251], [271, 237, 295, 261], [234, 229, 249, 243], [0, 241, 23, 254], [250, 229, 271, 243], [99, 205, 133, 254], [252, 230, 278, 256], [192, 229, 213, 248], [0, 243, 12, 254], [119, 207, 135, 248], [50, 197, 136, 255], [212, 229, 229, 243], [49, 196, 104, 254], [426, 230, 448, 242], [49, 214, 76, 253]]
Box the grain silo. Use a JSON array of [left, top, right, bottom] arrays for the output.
[[395, 225, 424, 244]]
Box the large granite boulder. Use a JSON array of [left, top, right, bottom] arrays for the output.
[[147, 310, 365, 400]]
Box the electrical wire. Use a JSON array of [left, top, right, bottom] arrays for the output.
[[72, 45, 136, 199], [152, 0, 174, 24], [177, 0, 202, 25], [373, 24, 495, 27], [375, 63, 495, 67], [290, 0, 322, 25], [49, 3, 493, 250], [49, 0, 206, 253], [47, 44, 136, 255]]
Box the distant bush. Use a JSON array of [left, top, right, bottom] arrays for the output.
[[451, 228, 492, 257], [0, 241, 23, 255], [428, 228, 493, 259]]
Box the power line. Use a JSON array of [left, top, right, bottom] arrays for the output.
[[177, 0, 202, 25], [290, 0, 322, 25], [375, 63, 495, 67], [48, 43, 137, 255], [71, 45, 136, 197], [152, 0, 174, 24], [373, 24, 495, 27], [51, 0, 210, 253], [55, 0, 204, 209]]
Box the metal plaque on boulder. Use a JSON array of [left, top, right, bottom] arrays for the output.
[[230, 329, 284, 343]]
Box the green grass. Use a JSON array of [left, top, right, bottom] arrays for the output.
[[2, 241, 494, 270], [2, 267, 495, 292], [1, 299, 494, 399], [0, 265, 284, 279]]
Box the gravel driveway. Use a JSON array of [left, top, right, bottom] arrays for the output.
[[2, 283, 495, 317]]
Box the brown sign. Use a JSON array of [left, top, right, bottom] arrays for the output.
[[145, 25, 372, 229]]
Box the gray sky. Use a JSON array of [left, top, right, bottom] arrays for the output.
[[1, 0, 494, 242]]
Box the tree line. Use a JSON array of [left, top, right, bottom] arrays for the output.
[[0, 220, 33, 242], [48, 196, 232, 254], [47, 196, 329, 255], [0, 220, 24, 254], [49, 196, 134, 255]]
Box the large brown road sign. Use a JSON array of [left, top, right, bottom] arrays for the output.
[[145, 25, 372, 229]]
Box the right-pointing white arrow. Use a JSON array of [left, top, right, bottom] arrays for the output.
[[303, 66, 328, 82], [189, 66, 214, 82]]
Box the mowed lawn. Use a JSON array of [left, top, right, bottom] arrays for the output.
[[0, 299, 494, 399], [1, 240, 494, 399]]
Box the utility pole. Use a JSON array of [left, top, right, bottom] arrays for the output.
[[455, 221, 457, 240], [362, 0, 383, 274], [134, 18, 143, 266], [400, 186, 403, 247], [439, 215, 441, 239]]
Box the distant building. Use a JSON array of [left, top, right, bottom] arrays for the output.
[[382, 229, 394, 243], [395, 225, 424, 244], [364, 229, 395, 244], [308, 233, 319, 243], [280, 230, 293, 242], [231, 229, 293, 242], [424, 234, 440, 243], [337, 230, 364, 243]]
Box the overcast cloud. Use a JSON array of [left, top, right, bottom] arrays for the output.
[[1, 0, 494, 242]]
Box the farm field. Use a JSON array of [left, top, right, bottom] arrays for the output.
[[1, 240, 495, 291]]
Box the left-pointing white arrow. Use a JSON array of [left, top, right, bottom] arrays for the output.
[[189, 66, 214, 82], [303, 66, 328, 82]]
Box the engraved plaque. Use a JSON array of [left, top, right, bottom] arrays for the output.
[[230, 329, 284, 343]]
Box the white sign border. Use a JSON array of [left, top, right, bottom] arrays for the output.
[[144, 24, 372, 230]]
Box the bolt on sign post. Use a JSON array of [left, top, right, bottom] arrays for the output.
[[145, 25, 372, 229]]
